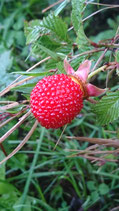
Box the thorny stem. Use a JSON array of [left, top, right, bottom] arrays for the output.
[[91, 49, 108, 72], [69, 48, 105, 61], [94, 43, 119, 48]]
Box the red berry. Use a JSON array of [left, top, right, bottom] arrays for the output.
[[30, 74, 83, 129]]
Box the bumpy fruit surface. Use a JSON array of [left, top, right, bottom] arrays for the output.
[[30, 74, 83, 129]]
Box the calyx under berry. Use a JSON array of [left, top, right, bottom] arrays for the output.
[[64, 59, 106, 98]]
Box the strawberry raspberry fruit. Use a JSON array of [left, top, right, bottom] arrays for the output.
[[30, 59, 106, 129], [30, 74, 83, 129]]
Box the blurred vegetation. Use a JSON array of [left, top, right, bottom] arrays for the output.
[[0, 0, 119, 211]]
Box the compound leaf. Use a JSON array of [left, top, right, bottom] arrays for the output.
[[71, 0, 91, 51], [92, 91, 119, 125], [71, 0, 86, 31], [24, 13, 68, 44]]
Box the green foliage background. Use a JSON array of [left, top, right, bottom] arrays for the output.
[[0, 0, 119, 210]]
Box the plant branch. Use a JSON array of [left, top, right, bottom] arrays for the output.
[[70, 48, 105, 61], [42, 0, 64, 13], [0, 120, 38, 165], [87, 1, 119, 7], [91, 48, 108, 72], [0, 100, 29, 111], [0, 107, 28, 129], [0, 110, 31, 144], [53, 124, 67, 150], [68, 5, 119, 31], [83, 5, 119, 22], [0, 144, 7, 156], [66, 136, 119, 148]]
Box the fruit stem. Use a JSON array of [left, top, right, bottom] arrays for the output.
[[88, 65, 107, 80]]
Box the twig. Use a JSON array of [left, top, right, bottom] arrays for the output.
[[0, 76, 34, 97], [91, 48, 108, 72], [0, 107, 28, 129], [0, 101, 16, 104], [0, 100, 29, 111], [81, 154, 117, 163], [66, 136, 119, 148], [0, 102, 21, 111], [68, 153, 117, 163], [42, 0, 64, 13], [68, 149, 119, 155], [68, 5, 119, 31], [0, 120, 38, 165], [87, 1, 119, 7], [83, 6, 119, 22], [0, 144, 7, 156], [109, 206, 119, 211], [0, 110, 31, 144], [66, 147, 119, 155], [53, 124, 67, 150], [69, 48, 105, 61]]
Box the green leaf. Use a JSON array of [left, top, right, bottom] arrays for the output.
[[38, 43, 59, 60], [99, 183, 109, 195], [117, 128, 119, 139], [116, 50, 119, 76], [0, 49, 14, 91], [41, 13, 68, 42], [11, 71, 50, 77], [71, 0, 86, 31], [13, 196, 32, 211], [0, 50, 13, 74], [77, 24, 92, 51], [30, 36, 61, 59], [116, 50, 119, 63], [11, 83, 36, 93], [71, 0, 91, 51], [24, 13, 68, 44], [24, 20, 42, 44], [90, 191, 100, 203], [54, 0, 69, 16], [0, 181, 18, 195], [92, 91, 119, 125], [0, 151, 5, 180], [0, 192, 19, 211], [87, 181, 96, 191]]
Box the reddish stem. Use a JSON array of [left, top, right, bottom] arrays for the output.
[[0, 143, 7, 156]]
